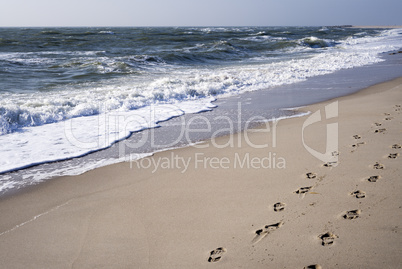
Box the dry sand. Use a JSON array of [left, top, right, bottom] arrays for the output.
[[0, 77, 402, 268]]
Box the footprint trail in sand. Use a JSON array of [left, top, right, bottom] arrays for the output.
[[208, 247, 227, 262]]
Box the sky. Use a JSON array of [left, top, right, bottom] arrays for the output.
[[1, 0, 401, 27]]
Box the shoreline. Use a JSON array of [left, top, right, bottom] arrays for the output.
[[2, 26, 402, 193], [0, 76, 401, 268], [3, 48, 402, 195]]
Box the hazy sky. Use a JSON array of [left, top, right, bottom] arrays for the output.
[[1, 0, 401, 27]]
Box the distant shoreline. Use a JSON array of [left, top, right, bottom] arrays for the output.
[[348, 25, 402, 29], [325, 25, 402, 29]]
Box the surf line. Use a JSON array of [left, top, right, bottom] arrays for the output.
[[0, 201, 70, 237]]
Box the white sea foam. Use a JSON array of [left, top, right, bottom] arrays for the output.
[[0, 98, 216, 175]]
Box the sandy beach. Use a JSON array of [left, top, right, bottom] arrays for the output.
[[0, 77, 401, 268]]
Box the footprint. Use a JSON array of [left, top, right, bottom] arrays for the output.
[[253, 221, 283, 244], [351, 190, 366, 199], [353, 134, 361, 139], [367, 175, 380, 182], [294, 186, 313, 194], [323, 161, 337, 167], [373, 162, 384, 169], [375, 128, 387, 133], [385, 117, 393, 121], [273, 202, 285, 212], [208, 247, 227, 262], [384, 113, 391, 116], [255, 222, 283, 235], [374, 122, 382, 126], [392, 144, 401, 149], [319, 232, 338, 246], [306, 172, 317, 179], [343, 209, 361, 220], [352, 142, 365, 147], [304, 265, 322, 269], [352, 142, 366, 149], [388, 153, 399, 159]]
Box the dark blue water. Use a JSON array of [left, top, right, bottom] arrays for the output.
[[0, 27, 378, 94]]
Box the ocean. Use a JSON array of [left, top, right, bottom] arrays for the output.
[[1, 26, 402, 194]]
